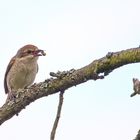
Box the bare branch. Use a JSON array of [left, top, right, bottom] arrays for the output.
[[133, 130, 140, 140], [50, 91, 64, 140], [0, 47, 140, 125]]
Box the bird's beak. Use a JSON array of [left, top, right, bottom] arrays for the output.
[[33, 49, 46, 57]]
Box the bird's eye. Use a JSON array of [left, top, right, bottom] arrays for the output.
[[27, 50, 32, 54]]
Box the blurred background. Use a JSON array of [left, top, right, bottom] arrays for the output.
[[0, 0, 140, 139]]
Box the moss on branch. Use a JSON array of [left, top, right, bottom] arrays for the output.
[[0, 47, 140, 125]]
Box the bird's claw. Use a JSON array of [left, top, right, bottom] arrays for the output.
[[7, 92, 16, 101]]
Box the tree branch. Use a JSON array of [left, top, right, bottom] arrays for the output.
[[0, 47, 140, 125], [133, 130, 140, 140], [50, 91, 64, 140]]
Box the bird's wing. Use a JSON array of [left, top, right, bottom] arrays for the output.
[[37, 64, 38, 73], [4, 56, 16, 94]]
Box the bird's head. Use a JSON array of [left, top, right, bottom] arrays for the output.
[[16, 44, 46, 59]]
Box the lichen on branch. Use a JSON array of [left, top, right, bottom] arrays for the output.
[[0, 47, 140, 125]]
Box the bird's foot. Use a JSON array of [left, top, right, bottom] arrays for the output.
[[7, 91, 16, 101]]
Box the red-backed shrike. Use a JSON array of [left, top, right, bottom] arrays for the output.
[[4, 44, 46, 100]]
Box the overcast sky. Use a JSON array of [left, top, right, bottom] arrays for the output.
[[0, 0, 140, 140]]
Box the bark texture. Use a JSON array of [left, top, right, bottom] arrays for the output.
[[133, 130, 140, 140], [0, 47, 140, 125]]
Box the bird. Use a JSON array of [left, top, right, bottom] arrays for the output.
[[4, 44, 46, 100]]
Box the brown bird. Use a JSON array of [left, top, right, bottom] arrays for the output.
[[4, 44, 46, 100]]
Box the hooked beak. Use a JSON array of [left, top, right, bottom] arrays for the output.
[[33, 49, 46, 57]]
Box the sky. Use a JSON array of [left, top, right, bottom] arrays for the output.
[[0, 0, 140, 140]]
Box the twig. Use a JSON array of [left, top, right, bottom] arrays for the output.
[[50, 91, 64, 140], [130, 78, 140, 97], [133, 130, 140, 140]]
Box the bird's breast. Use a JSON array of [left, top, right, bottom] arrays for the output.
[[7, 58, 38, 90]]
